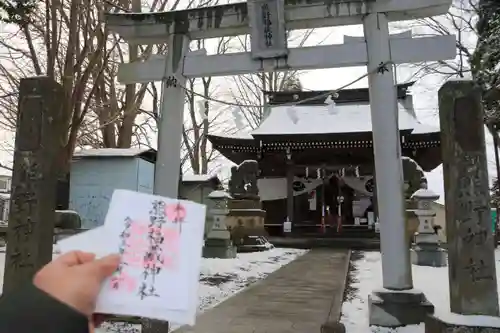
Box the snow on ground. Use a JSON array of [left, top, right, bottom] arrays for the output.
[[197, 248, 306, 311], [98, 248, 307, 332], [341, 250, 500, 333]]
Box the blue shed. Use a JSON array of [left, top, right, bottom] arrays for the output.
[[69, 148, 156, 229]]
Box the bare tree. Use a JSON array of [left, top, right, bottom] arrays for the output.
[[0, 0, 198, 174], [227, 31, 313, 129], [405, 0, 477, 80], [181, 37, 234, 174]]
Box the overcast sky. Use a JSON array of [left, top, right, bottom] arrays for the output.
[[0, 10, 494, 204]]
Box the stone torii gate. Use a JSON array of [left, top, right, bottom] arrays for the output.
[[105, 0, 455, 327]]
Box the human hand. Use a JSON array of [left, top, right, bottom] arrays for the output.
[[33, 251, 120, 317]]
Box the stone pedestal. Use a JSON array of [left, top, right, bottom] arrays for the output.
[[226, 198, 267, 249], [226, 160, 267, 251], [410, 189, 447, 267], [203, 238, 237, 258], [202, 190, 237, 259], [203, 216, 237, 259], [53, 210, 83, 243], [411, 243, 447, 267], [55, 210, 82, 229], [368, 289, 434, 327], [426, 313, 500, 333]]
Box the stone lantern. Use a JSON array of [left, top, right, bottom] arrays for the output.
[[410, 188, 447, 267], [202, 190, 237, 259]]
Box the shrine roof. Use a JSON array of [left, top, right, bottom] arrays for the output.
[[264, 81, 415, 105], [182, 174, 221, 185], [208, 83, 439, 143], [209, 131, 254, 140], [410, 121, 440, 135], [251, 102, 420, 136]]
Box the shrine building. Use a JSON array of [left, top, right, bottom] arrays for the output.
[[208, 82, 441, 237]]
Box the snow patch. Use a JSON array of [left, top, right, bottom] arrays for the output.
[[411, 188, 439, 200], [207, 190, 231, 199], [182, 174, 219, 183], [433, 312, 500, 328], [73, 148, 154, 158], [96, 248, 307, 332], [341, 250, 500, 333]]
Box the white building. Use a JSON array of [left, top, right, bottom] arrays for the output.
[[0, 172, 11, 223]]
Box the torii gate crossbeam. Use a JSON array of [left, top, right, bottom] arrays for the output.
[[117, 34, 455, 83], [105, 0, 451, 43]]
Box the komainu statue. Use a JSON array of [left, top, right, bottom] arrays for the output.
[[228, 160, 259, 199], [402, 156, 426, 199], [228, 166, 245, 195]]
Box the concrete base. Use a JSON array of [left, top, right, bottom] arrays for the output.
[[426, 312, 500, 333], [55, 210, 82, 229], [202, 245, 237, 258], [411, 245, 447, 267], [202, 238, 237, 258], [321, 321, 346, 333], [368, 289, 434, 327]]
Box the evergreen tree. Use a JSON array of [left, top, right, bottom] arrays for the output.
[[471, 0, 500, 100], [471, 0, 500, 203], [492, 178, 500, 206]]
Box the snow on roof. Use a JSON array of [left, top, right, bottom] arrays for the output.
[[207, 190, 232, 199], [251, 102, 419, 136], [73, 148, 156, 158], [411, 188, 440, 200], [211, 131, 254, 140], [0, 168, 11, 177], [182, 174, 220, 183], [411, 121, 440, 135]]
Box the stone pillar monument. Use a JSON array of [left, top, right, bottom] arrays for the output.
[[202, 190, 237, 259], [4, 77, 64, 292], [410, 188, 447, 267], [225, 160, 266, 250], [426, 79, 500, 332]]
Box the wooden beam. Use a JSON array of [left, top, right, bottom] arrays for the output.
[[117, 35, 456, 83], [105, 0, 451, 44]]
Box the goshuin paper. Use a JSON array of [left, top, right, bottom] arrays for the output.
[[57, 189, 207, 325]]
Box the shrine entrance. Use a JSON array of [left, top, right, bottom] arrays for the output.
[[261, 166, 378, 237]]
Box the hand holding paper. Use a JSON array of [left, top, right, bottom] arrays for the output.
[[57, 189, 207, 325]]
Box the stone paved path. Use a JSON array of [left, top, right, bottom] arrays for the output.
[[175, 249, 350, 333]]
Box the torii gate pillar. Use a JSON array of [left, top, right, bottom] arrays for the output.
[[154, 33, 189, 199], [364, 13, 434, 327]]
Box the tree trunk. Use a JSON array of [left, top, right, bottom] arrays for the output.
[[200, 77, 211, 174]]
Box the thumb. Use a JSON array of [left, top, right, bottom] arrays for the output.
[[85, 254, 121, 281], [56, 251, 96, 267]]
